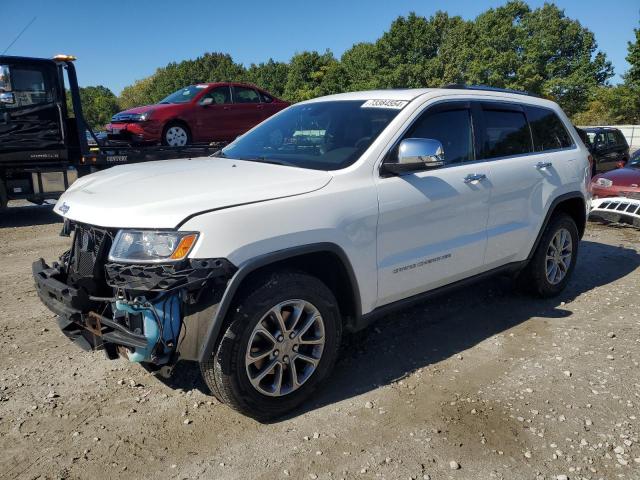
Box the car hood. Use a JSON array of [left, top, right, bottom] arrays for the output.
[[55, 158, 333, 229], [597, 167, 640, 187], [113, 104, 176, 116]]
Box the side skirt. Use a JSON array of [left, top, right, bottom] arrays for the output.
[[352, 261, 527, 331]]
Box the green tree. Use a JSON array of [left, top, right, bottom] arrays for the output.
[[67, 85, 120, 130], [119, 76, 156, 110], [625, 23, 640, 88], [374, 11, 466, 88], [573, 85, 639, 125], [340, 42, 382, 91], [119, 52, 245, 108], [283, 50, 338, 102], [113, 2, 618, 119], [573, 22, 640, 125], [462, 1, 612, 116], [245, 59, 289, 98]]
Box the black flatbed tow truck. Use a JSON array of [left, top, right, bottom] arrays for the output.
[[0, 55, 220, 209]]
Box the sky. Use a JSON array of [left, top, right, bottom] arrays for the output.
[[2, 0, 639, 95]]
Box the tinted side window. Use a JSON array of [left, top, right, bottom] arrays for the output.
[[605, 131, 617, 146], [233, 86, 260, 104], [615, 131, 627, 146], [259, 92, 273, 103], [406, 108, 474, 165], [482, 109, 532, 159], [525, 106, 573, 151], [201, 86, 230, 104]]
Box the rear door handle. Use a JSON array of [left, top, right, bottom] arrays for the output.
[[463, 173, 487, 184], [536, 161, 552, 169]]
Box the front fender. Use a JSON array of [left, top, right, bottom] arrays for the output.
[[181, 243, 361, 363]]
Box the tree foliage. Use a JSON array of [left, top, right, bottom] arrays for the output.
[[624, 24, 640, 88], [106, 2, 630, 123], [67, 85, 120, 130], [245, 59, 289, 99], [119, 53, 244, 109], [573, 22, 640, 125]]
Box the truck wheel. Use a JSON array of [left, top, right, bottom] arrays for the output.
[[162, 122, 191, 147], [518, 213, 579, 297], [200, 270, 342, 420]]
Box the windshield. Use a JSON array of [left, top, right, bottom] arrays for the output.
[[630, 149, 640, 167], [220, 100, 403, 170], [159, 85, 207, 104]]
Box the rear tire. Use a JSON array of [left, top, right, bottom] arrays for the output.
[[161, 122, 191, 146], [518, 213, 579, 297], [200, 270, 342, 420]]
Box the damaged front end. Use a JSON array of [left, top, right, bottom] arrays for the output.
[[32, 222, 235, 370]]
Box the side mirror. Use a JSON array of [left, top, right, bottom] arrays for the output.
[[383, 138, 445, 175], [0, 92, 15, 105], [200, 97, 214, 106]]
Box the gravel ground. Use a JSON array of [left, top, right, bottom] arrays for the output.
[[1, 203, 639, 480]]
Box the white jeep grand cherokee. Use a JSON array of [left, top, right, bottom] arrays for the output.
[[33, 86, 590, 419]]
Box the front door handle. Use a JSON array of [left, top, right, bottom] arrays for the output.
[[464, 173, 487, 184], [536, 161, 552, 169]]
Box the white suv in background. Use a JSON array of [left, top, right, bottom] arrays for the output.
[[33, 86, 590, 419]]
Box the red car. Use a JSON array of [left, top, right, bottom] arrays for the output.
[[106, 82, 289, 146], [591, 150, 640, 200]]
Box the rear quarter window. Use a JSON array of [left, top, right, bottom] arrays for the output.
[[525, 106, 573, 151]]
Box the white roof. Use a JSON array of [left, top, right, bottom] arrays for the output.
[[304, 89, 436, 103], [302, 87, 561, 110]]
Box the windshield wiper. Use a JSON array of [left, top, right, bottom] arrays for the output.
[[242, 157, 291, 166]]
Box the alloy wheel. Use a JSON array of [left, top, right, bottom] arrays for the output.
[[244, 299, 325, 397], [545, 227, 573, 285]]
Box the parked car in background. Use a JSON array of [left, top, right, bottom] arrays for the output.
[[85, 130, 107, 146], [591, 151, 640, 200], [106, 83, 289, 146], [582, 127, 629, 175]]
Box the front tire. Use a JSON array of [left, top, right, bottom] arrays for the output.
[[518, 213, 579, 297], [200, 270, 342, 420], [162, 122, 191, 146]]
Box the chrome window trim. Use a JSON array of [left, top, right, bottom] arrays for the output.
[[377, 99, 477, 176], [377, 97, 580, 177]]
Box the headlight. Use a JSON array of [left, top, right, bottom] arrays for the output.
[[132, 110, 153, 122], [595, 178, 613, 188], [108, 230, 198, 263]]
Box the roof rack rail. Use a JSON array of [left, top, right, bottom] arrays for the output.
[[442, 84, 540, 98]]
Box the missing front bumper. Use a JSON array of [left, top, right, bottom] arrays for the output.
[[33, 259, 149, 353], [32, 256, 236, 364]]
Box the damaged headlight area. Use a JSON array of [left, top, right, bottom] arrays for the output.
[[33, 222, 236, 370], [109, 230, 199, 263]]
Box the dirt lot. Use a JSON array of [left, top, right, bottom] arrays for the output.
[[1, 203, 639, 480]]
